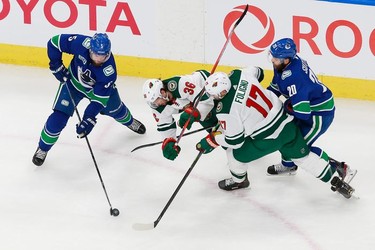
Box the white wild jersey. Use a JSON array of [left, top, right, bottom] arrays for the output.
[[151, 70, 214, 139], [214, 68, 292, 149]]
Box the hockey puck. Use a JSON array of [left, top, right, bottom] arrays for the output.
[[110, 208, 120, 217]]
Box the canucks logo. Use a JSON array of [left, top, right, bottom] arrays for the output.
[[61, 99, 69, 107], [281, 70, 292, 80], [78, 66, 95, 87], [103, 65, 114, 76], [82, 38, 90, 49]]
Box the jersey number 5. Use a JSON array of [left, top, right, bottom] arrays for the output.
[[246, 84, 273, 117]]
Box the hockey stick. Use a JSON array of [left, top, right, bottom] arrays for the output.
[[131, 125, 214, 152], [175, 4, 249, 146], [132, 151, 204, 231], [64, 82, 119, 217], [132, 5, 249, 231]]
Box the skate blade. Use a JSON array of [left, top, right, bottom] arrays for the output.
[[331, 186, 360, 199], [347, 190, 360, 200], [351, 194, 360, 199], [266, 172, 297, 177], [344, 169, 358, 184]]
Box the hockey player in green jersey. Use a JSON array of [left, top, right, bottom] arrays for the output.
[[195, 66, 356, 198], [142, 70, 217, 161]]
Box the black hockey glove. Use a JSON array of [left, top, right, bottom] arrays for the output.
[[283, 99, 294, 115], [76, 117, 97, 138], [50, 61, 69, 83]]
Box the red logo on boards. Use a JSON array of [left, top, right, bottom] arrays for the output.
[[223, 4, 375, 58], [223, 5, 275, 54]]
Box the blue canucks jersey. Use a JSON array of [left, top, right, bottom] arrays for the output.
[[48, 34, 117, 118], [267, 55, 335, 121]]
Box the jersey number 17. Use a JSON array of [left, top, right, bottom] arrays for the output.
[[246, 84, 273, 117]]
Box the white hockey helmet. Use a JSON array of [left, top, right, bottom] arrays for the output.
[[143, 79, 164, 107], [205, 72, 231, 99]]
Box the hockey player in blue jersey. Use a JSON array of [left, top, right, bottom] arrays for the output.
[[266, 38, 356, 184], [32, 33, 146, 166]]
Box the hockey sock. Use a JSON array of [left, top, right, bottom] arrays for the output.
[[39, 110, 69, 151], [112, 102, 133, 126]]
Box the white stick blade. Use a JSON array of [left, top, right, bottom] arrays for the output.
[[132, 222, 155, 231]]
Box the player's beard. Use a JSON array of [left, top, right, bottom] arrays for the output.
[[274, 61, 288, 72]]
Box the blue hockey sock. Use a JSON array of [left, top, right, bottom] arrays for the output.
[[112, 103, 133, 126], [38, 111, 69, 151]]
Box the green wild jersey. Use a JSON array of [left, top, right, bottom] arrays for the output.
[[214, 68, 293, 149]]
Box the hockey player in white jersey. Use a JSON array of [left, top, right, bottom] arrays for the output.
[[195, 67, 356, 198], [143, 70, 217, 160]]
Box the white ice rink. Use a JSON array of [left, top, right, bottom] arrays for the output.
[[1, 64, 374, 250]]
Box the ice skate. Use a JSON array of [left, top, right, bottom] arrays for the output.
[[127, 118, 146, 134], [218, 175, 250, 191], [32, 147, 48, 166], [329, 159, 357, 184], [267, 164, 298, 176], [330, 176, 355, 199]]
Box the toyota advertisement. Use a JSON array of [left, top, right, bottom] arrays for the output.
[[0, 0, 374, 81]]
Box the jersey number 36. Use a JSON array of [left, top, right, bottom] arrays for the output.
[[183, 82, 196, 95]]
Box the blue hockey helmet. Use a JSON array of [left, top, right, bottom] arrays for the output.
[[269, 38, 297, 59], [90, 33, 111, 56]]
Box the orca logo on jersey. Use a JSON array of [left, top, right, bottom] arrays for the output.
[[223, 5, 275, 54], [167, 80, 177, 91], [281, 70, 292, 80], [78, 67, 95, 87]]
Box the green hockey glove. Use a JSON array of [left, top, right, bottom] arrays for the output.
[[162, 137, 181, 160], [178, 106, 201, 130], [196, 131, 221, 154]]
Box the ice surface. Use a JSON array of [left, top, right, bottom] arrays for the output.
[[1, 64, 374, 250]]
